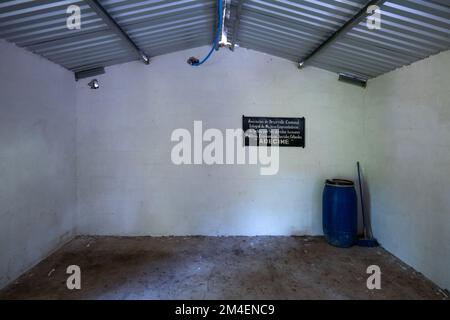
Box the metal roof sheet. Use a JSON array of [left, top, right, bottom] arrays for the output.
[[0, 0, 217, 73], [227, 0, 450, 79], [1, 0, 449, 79]]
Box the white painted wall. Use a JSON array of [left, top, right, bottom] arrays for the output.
[[0, 40, 77, 288], [364, 50, 450, 290], [3, 38, 448, 291], [75, 46, 366, 236]]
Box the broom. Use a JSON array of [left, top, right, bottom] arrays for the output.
[[357, 161, 379, 247]]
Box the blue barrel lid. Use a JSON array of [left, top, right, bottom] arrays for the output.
[[326, 179, 354, 186]]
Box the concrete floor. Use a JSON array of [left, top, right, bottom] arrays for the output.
[[0, 236, 447, 300]]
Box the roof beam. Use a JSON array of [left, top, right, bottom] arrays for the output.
[[84, 0, 149, 64], [299, 0, 387, 67], [231, 0, 244, 51]]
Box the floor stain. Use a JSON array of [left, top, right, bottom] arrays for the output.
[[0, 236, 446, 300]]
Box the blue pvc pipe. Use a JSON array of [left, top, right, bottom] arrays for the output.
[[192, 0, 223, 66]]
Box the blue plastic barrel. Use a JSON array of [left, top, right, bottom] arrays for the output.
[[322, 179, 357, 248]]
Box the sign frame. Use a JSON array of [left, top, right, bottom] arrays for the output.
[[242, 115, 305, 148]]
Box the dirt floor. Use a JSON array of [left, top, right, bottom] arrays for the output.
[[0, 236, 447, 300]]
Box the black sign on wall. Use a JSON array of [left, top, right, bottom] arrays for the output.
[[242, 116, 305, 147]]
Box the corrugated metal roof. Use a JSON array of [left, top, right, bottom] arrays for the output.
[[0, 0, 217, 73], [227, 0, 450, 79], [226, 0, 370, 60], [310, 0, 450, 78], [1, 0, 449, 79], [0, 0, 128, 72], [98, 0, 217, 58]]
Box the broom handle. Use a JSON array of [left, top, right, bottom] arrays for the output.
[[357, 162, 368, 239]]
